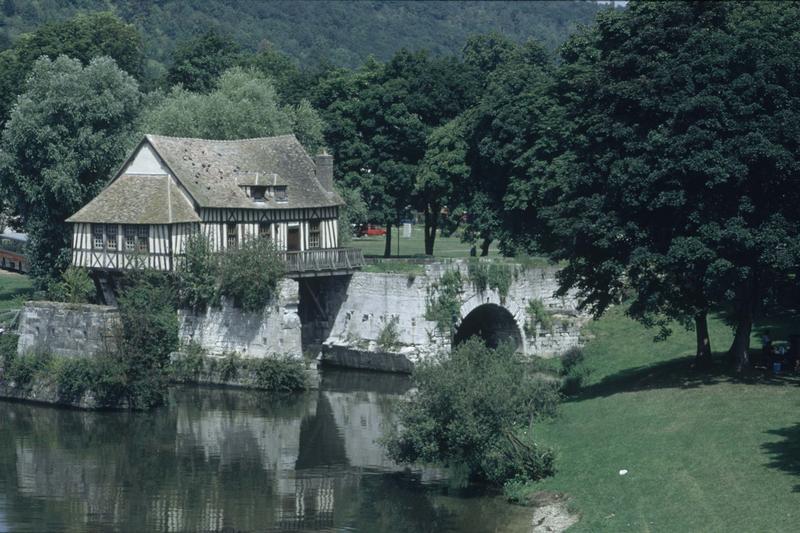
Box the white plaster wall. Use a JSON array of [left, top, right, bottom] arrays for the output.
[[178, 279, 302, 358], [125, 143, 170, 175]]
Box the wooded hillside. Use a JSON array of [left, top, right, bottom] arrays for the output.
[[0, 0, 603, 68]]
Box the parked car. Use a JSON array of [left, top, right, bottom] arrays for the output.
[[354, 224, 387, 237]]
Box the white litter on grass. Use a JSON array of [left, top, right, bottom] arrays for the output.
[[619, 469, 628, 476]]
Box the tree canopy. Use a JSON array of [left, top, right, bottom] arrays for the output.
[[0, 11, 143, 126], [140, 67, 325, 152], [0, 55, 142, 286]]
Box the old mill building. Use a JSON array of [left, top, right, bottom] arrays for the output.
[[67, 134, 364, 279]]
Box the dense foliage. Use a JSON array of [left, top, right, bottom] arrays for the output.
[[177, 234, 286, 313], [385, 339, 559, 488], [217, 237, 286, 312], [142, 67, 325, 151], [116, 272, 179, 409], [0, 1, 602, 71], [0, 55, 141, 288], [47, 266, 94, 304]]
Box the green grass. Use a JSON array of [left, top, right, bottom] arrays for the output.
[[527, 306, 800, 532], [0, 270, 33, 325], [349, 225, 500, 258]]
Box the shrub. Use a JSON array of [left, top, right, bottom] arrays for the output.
[[249, 356, 307, 391], [384, 339, 560, 487], [219, 352, 240, 381], [560, 347, 589, 395], [6, 351, 52, 387], [0, 333, 18, 366], [487, 263, 512, 301], [525, 299, 553, 336], [377, 316, 401, 351], [176, 233, 218, 311], [170, 342, 206, 382], [425, 269, 463, 336], [55, 358, 97, 402], [117, 271, 178, 409], [217, 237, 285, 312], [48, 267, 95, 303], [467, 260, 489, 292]]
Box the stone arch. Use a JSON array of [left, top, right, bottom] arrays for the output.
[[454, 290, 527, 353]]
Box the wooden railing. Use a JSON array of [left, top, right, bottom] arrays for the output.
[[280, 247, 365, 276]]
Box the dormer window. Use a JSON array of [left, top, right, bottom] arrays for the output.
[[274, 186, 288, 203], [250, 186, 266, 201]]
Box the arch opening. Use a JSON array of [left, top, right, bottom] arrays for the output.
[[453, 303, 523, 352]]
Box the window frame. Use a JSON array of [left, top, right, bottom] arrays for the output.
[[92, 224, 104, 250], [137, 226, 149, 253], [226, 223, 238, 249], [105, 224, 118, 251], [308, 220, 321, 249], [124, 225, 137, 252]]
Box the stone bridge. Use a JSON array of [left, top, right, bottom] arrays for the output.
[[297, 261, 587, 372], [16, 260, 587, 373]]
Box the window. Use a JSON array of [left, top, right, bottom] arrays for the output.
[[227, 223, 238, 248], [92, 225, 104, 250], [308, 220, 321, 249], [259, 223, 271, 241], [137, 226, 149, 253], [251, 186, 266, 201], [105, 224, 117, 251], [275, 186, 288, 202], [124, 225, 136, 252]]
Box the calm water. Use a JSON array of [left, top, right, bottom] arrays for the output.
[[0, 369, 530, 532]]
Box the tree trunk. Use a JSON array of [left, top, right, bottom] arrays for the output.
[[480, 237, 491, 257], [728, 312, 753, 372], [424, 205, 439, 256], [383, 223, 393, 258], [694, 312, 712, 369]]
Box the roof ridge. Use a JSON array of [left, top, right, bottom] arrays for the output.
[[146, 133, 298, 143]]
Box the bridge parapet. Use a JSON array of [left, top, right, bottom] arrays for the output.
[[282, 248, 364, 278]]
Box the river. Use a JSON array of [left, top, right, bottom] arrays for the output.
[[0, 368, 531, 532]]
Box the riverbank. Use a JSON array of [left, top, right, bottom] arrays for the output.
[[519, 306, 800, 531]]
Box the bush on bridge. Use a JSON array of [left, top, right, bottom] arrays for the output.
[[384, 338, 559, 491], [177, 234, 285, 312]]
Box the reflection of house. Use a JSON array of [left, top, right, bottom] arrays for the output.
[[67, 134, 344, 272]]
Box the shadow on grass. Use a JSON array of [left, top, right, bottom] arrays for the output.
[[569, 353, 800, 403], [762, 423, 800, 492], [0, 286, 34, 301]]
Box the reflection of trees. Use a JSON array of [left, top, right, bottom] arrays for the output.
[[0, 371, 521, 533]]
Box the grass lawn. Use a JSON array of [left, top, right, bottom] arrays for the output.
[[0, 270, 33, 325], [348, 225, 500, 258], [527, 306, 800, 531]]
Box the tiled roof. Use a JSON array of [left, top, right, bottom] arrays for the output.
[[146, 134, 343, 209], [66, 174, 200, 224]]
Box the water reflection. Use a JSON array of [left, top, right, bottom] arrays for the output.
[[0, 369, 530, 532]]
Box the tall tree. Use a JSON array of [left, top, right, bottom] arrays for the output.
[[166, 30, 241, 93], [533, 1, 800, 368], [0, 56, 142, 286], [416, 116, 470, 255], [141, 67, 325, 152], [0, 11, 143, 126]]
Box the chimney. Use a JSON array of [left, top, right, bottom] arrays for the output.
[[315, 150, 334, 192]]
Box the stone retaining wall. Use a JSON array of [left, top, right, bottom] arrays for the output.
[[178, 279, 302, 359], [16, 301, 119, 358]]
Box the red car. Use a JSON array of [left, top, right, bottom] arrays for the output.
[[355, 224, 387, 237]]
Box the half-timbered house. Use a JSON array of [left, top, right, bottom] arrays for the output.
[[67, 134, 351, 273]]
